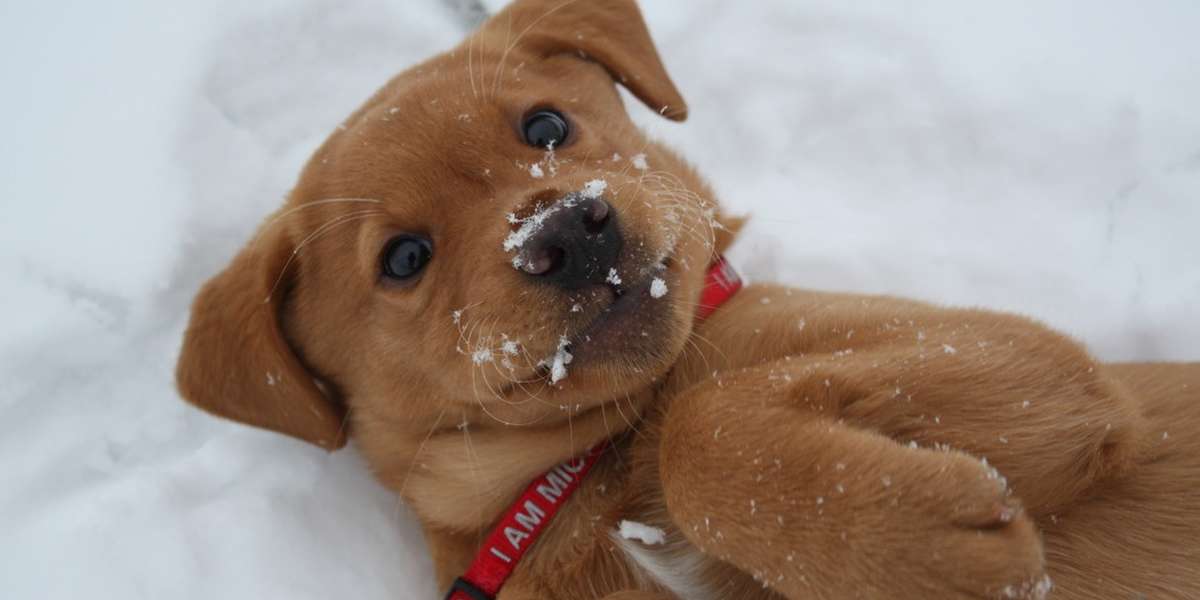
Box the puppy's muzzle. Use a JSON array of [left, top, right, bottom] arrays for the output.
[[518, 195, 622, 290]]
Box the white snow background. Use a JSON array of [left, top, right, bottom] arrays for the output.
[[2, 1, 1198, 598]]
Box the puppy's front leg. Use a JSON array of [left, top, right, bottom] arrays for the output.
[[660, 363, 1049, 600]]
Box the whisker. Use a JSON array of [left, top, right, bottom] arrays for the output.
[[467, 28, 479, 100], [263, 210, 385, 302], [610, 388, 641, 437], [261, 197, 385, 231], [398, 407, 448, 497], [489, 10, 515, 98], [490, 0, 583, 96], [688, 329, 732, 366], [458, 410, 485, 546]]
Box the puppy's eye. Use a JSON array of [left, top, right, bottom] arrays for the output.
[[522, 110, 570, 148], [382, 236, 433, 280]]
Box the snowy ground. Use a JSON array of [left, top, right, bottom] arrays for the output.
[[2, 1, 1198, 598]]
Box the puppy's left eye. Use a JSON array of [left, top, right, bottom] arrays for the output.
[[522, 110, 570, 148], [382, 236, 433, 281]]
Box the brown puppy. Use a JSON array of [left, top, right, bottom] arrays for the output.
[[176, 1, 1200, 598]]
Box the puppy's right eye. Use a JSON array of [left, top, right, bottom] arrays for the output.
[[382, 236, 433, 281], [522, 110, 570, 148]]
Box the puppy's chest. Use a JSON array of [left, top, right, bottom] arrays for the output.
[[611, 519, 721, 600], [606, 427, 725, 599], [505, 441, 762, 600], [601, 436, 773, 600], [604, 469, 778, 600]]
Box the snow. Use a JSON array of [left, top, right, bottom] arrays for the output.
[[618, 520, 667, 545], [1000, 575, 1054, 600], [2, 1, 1199, 599], [506, 181, 610, 257], [548, 337, 574, 384], [606, 268, 623, 285], [582, 178, 609, 199], [503, 198, 570, 252], [471, 348, 494, 365], [631, 152, 649, 171], [650, 277, 669, 299]]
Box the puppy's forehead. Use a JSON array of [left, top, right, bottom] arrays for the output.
[[382, 47, 614, 117], [304, 52, 614, 204], [302, 85, 491, 203]]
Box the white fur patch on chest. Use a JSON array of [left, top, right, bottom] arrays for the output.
[[611, 524, 719, 600]]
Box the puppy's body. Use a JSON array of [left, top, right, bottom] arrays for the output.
[[176, 1, 1200, 598], [424, 286, 1200, 599], [1041, 363, 1200, 599]]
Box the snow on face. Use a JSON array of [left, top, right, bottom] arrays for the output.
[[650, 277, 668, 298], [605, 268, 622, 285], [471, 348, 493, 365], [548, 337, 573, 384], [503, 196, 576, 253], [631, 153, 648, 171], [503, 178, 610, 258], [582, 178, 607, 199]]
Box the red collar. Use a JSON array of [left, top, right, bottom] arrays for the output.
[[445, 257, 742, 600], [695, 255, 743, 321]]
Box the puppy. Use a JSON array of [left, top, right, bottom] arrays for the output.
[[177, 1, 1200, 598]]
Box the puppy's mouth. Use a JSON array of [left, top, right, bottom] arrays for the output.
[[580, 274, 661, 347], [529, 258, 676, 386]]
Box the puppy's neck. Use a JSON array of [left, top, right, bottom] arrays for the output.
[[384, 393, 651, 533]]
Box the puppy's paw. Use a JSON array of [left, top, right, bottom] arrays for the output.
[[897, 450, 1050, 600]]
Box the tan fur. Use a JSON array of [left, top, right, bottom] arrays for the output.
[[176, 1, 1200, 598]]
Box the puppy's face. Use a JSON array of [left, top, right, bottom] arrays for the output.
[[177, 0, 731, 498], [291, 51, 711, 428]]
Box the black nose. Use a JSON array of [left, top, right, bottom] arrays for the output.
[[515, 194, 622, 290]]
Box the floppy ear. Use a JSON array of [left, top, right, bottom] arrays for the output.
[[483, 0, 688, 120], [176, 219, 347, 451]]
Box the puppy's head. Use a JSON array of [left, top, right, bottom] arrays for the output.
[[177, 0, 737, 476]]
